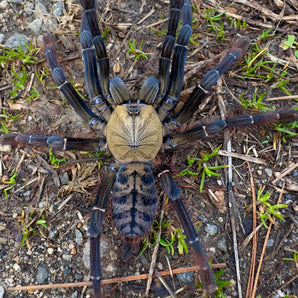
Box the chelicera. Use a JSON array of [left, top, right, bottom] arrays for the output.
[[1, 0, 297, 297]]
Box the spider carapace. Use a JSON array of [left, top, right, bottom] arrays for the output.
[[1, 0, 297, 297]]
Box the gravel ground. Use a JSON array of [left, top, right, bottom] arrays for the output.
[[0, 0, 297, 297]]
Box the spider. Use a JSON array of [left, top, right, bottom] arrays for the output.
[[1, 0, 297, 297]]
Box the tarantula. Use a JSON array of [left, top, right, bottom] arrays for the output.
[[1, 0, 297, 296]]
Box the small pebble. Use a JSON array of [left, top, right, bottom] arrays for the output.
[[266, 239, 274, 248], [62, 254, 72, 261], [0, 1, 8, 9], [264, 168, 272, 177], [75, 229, 83, 245], [0, 286, 4, 298], [106, 263, 117, 275], [60, 172, 69, 185], [110, 250, 118, 261], [83, 241, 90, 269], [13, 263, 21, 272], [5, 33, 29, 50], [204, 223, 218, 236], [217, 237, 228, 253], [36, 265, 49, 284], [48, 229, 59, 240], [28, 18, 43, 34], [71, 291, 79, 298], [53, 1, 63, 17], [47, 247, 54, 254], [36, 2, 48, 14], [176, 266, 194, 284]]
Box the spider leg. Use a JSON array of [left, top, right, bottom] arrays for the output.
[[43, 34, 98, 127], [89, 165, 118, 298], [158, 0, 186, 99], [157, 0, 192, 123], [80, 0, 130, 110], [0, 133, 104, 151], [166, 110, 298, 148], [158, 168, 217, 293], [175, 37, 250, 124]]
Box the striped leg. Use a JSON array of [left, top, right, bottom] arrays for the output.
[[157, 0, 192, 123], [158, 168, 217, 293], [0, 133, 104, 151], [175, 37, 250, 124], [43, 34, 99, 127], [166, 110, 298, 148], [89, 165, 117, 298]]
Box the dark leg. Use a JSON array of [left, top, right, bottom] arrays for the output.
[[166, 110, 298, 148], [0, 133, 104, 151], [158, 168, 217, 293], [43, 34, 99, 127], [175, 37, 250, 124], [157, 0, 192, 123], [158, 0, 186, 99], [80, 0, 110, 99], [89, 165, 118, 298]]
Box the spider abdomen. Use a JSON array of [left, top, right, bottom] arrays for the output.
[[112, 163, 158, 240], [106, 104, 163, 163]]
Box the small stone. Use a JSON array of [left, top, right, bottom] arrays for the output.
[[204, 223, 218, 236], [0, 285, 4, 298], [60, 172, 69, 185], [209, 247, 216, 254], [1, 176, 9, 184], [36, 2, 48, 14], [75, 273, 83, 280], [109, 250, 118, 261], [64, 265, 69, 277], [47, 247, 54, 254], [71, 291, 79, 298], [257, 170, 262, 176], [36, 265, 49, 284], [62, 254, 72, 261], [176, 266, 194, 284], [157, 262, 163, 270], [217, 237, 228, 253], [53, 1, 63, 17], [75, 229, 83, 245], [0, 1, 8, 9], [264, 168, 272, 177], [70, 247, 77, 255], [5, 33, 29, 50], [48, 229, 59, 240], [24, 3, 34, 14], [13, 263, 21, 272], [83, 241, 90, 269], [28, 18, 43, 35], [106, 263, 117, 275], [274, 171, 281, 178], [266, 239, 274, 248], [23, 190, 31, 196]]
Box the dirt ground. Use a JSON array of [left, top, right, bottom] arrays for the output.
[[0, 0, 297, 297]]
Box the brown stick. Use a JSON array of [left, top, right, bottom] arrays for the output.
[[7, 263, 226, 292]]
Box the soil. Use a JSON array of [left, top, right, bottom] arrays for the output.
[[0, 0, 297, 298]]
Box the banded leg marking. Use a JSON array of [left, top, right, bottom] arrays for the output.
[[158, 169, 217, 293]]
